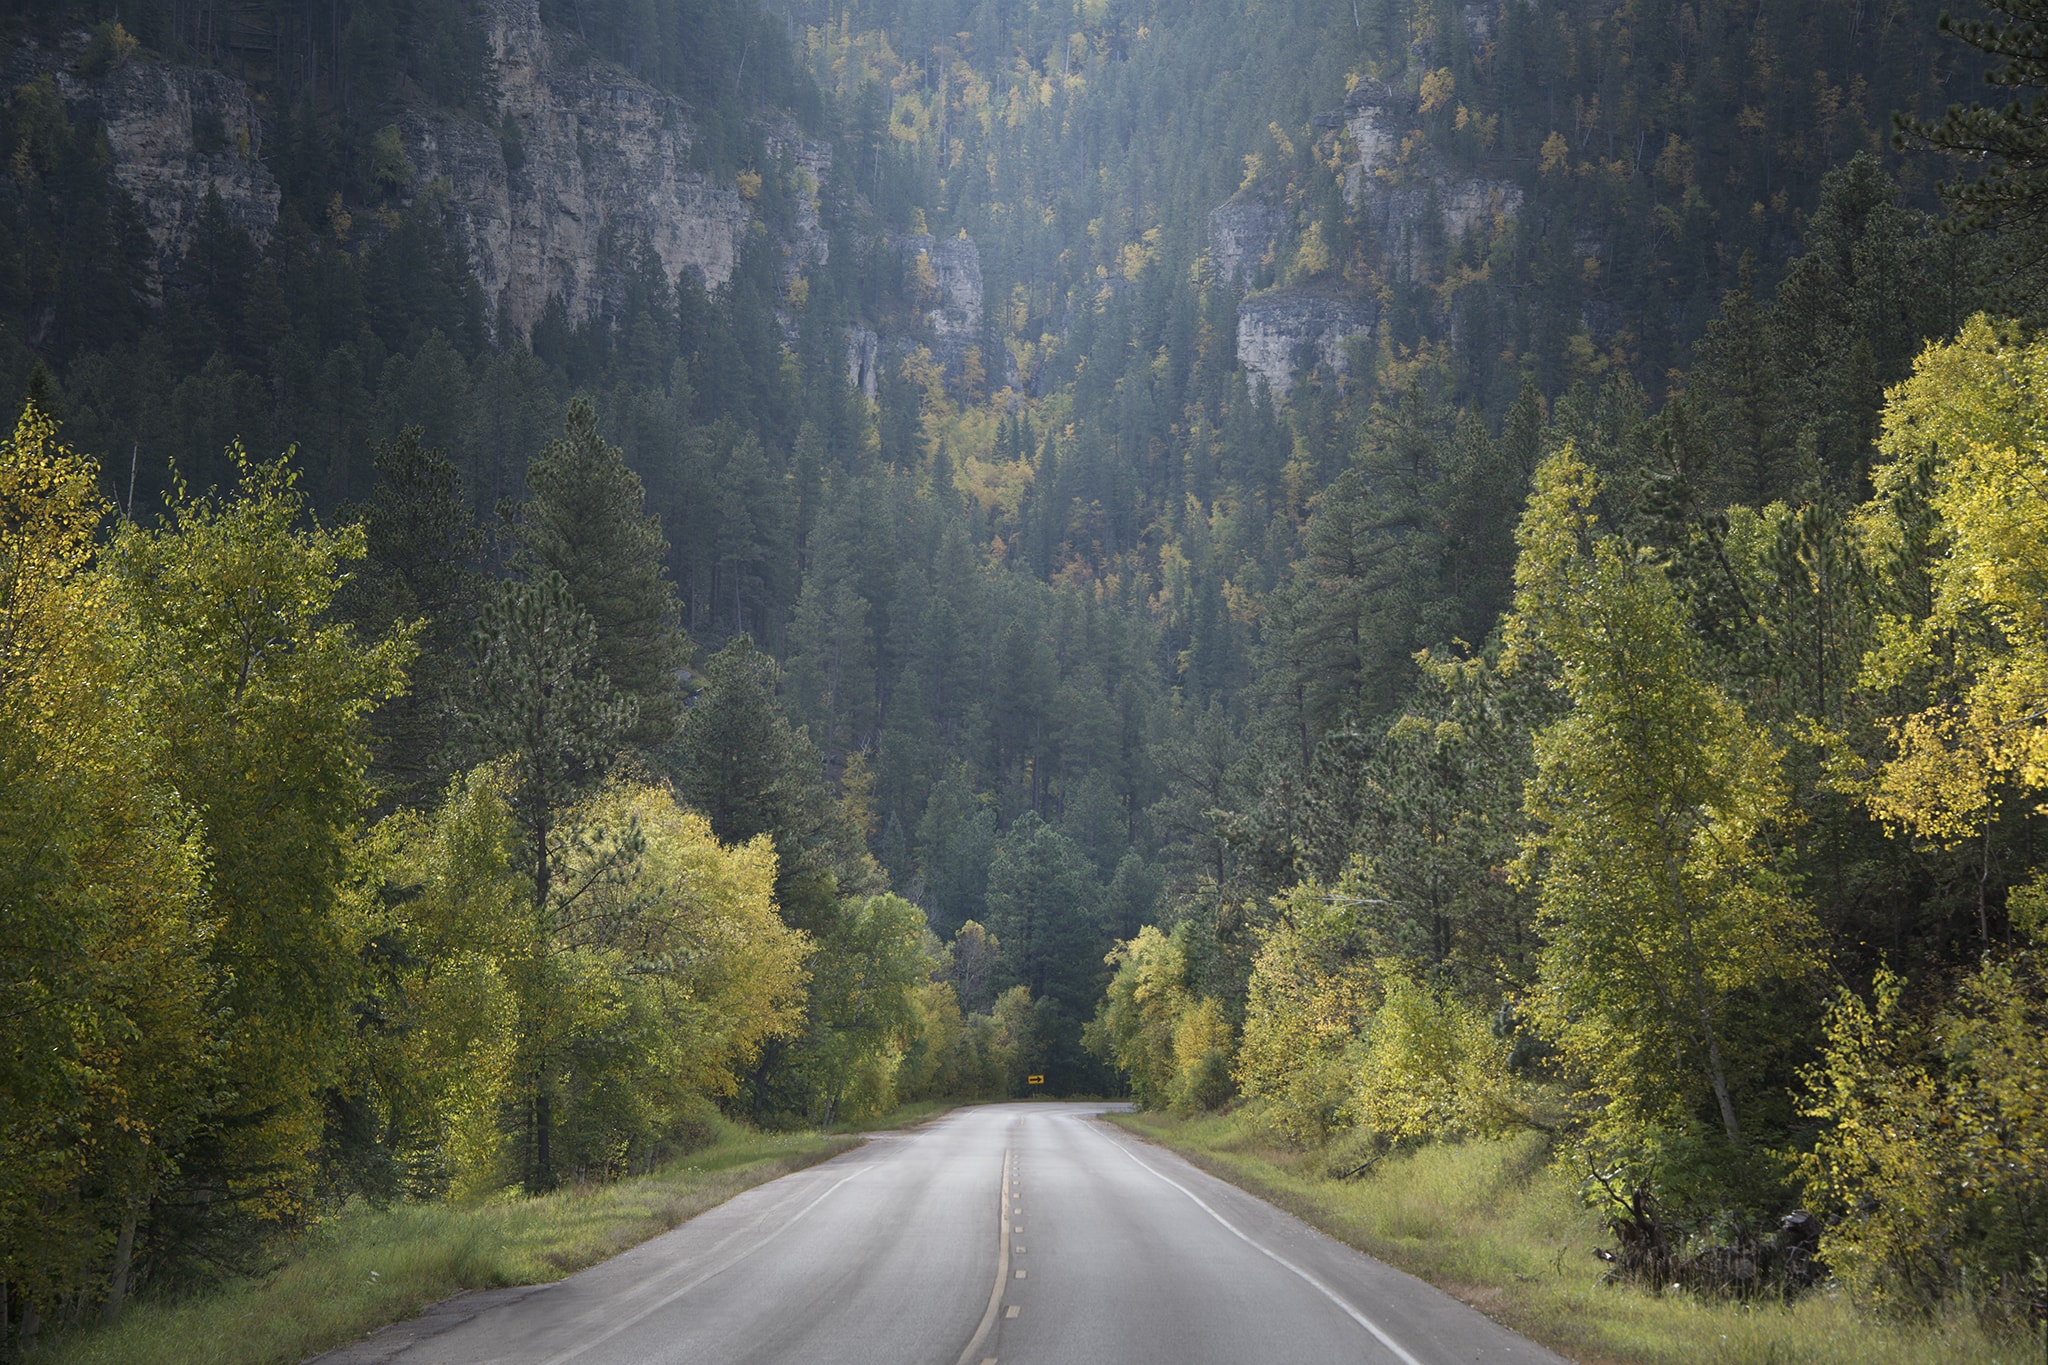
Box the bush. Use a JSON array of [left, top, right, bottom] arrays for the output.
[[76, 21, 138, 76], [1802, 947, 2048, 1316]]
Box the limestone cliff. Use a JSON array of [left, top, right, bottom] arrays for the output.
[[892, 231, 999, 384], [769, 124, 834, 281], [1208, 199, 1285, 292], [1236, 287, 1375, 399], [846, 324, 880, 401], [26, 0, 755, 335], [1338, 79, 1520, 256], [399, 0, 752, 338], [50, 56, 279, 286], [1223, 72, 1525, 396]]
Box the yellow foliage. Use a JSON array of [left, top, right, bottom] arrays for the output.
[[0, 401, 104, 700], [1235, 884, 1382, 1143], [1803, 951, 2048, 1308], [1350, 974, 1523, 1143], [566, 779, 811, 1096], [1087, 925, 1234, 1113], [1117, 239, 1151, 281], [1, 403, 218, 1293], [1864, 317, 2048, 836], [1290, 220, 1333, 280], [1418, 67, 1456, 114]]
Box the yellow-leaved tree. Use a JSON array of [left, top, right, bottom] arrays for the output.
[[1860, 316, 2048, 921], [1233, 882, 1382, 1144], [1801, 317, 2048, 1309], [103, 448, 412, 1235], [1085, 924, 1233, 1114], [0, 402, 215, 1327], [351, 770, 812, 1193]]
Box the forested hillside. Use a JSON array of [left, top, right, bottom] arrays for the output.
[[3, 0, 2045, 1349]]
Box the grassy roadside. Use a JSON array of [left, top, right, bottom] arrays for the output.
[[32, 1120, 860, 1365], [827, 1097, 970, 1133], [1113, 1111, 2037, 1365]]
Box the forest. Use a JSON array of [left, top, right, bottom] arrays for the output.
[[1, 0, 2045, 1349]]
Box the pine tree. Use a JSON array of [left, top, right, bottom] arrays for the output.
[[514, 398, 689, 749], [343, 427, 483, 810], [672, 636, 878, 933], [1899, 0, 2048, 248], [469, 569, 635, 914]]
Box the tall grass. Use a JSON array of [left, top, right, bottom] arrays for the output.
[[32, 1120, 858, 1365], [1116, 1111, 2041, 1365]]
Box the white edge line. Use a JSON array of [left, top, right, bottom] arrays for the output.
[[540, 1163, 872, 1365], [954, 1147, 1013, 1365], [1089, 1120, 1427, 1365]]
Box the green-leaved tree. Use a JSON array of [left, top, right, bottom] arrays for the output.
[[1504, 446, 1816, 1184]]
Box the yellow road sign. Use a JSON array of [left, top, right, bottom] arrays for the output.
[[1027, 1075, 1044, 1085]]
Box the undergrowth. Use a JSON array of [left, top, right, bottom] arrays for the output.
[[31, 1119, 857, 1365]]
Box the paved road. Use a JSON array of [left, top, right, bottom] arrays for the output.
[[317, 1102, 1570, 1365]]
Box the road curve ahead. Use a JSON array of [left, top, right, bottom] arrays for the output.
[[315, 1102, 1569, 1365]]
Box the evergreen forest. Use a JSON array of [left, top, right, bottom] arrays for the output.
[[3, 0, 2047, 1349]]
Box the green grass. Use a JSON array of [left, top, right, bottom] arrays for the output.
[[33, 1121, 858, 1365], [826, 1097, 968, 1133], [1115, 1111, 2042, 1365]]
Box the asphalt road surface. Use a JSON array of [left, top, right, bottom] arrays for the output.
[[316, 1102, 1570, 1365]]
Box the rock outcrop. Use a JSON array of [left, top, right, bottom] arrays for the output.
[[400, 0, 751, 337], [769, 123, 833, 280], [1208, 199, 1285, 291], [846, 324, 880, 400], [53, 58, 279, 285], [892, 230, 985, 374], [1339, 80, 1520, 255], [1236, 286, 1375, 398], [1223, 76, 1527, 396]]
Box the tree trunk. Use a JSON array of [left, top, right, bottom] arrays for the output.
[[1662, 835, 1743, 1148], [535, 1089, 553, 1191], [1702, 1020, 1743, 1149], [104, 1206, 138, 1323]]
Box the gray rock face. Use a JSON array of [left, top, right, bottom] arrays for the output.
[[1341, 81, 1406, 210], [1236, 286, 1375, 398], [1341, 79, 1520, 255], [846, 324, 880, 400], [1224, 75, 1527, 397], [54, 58, 279, 285], [1208, 199, 1286, 291], [770, 124, 833, 280], [892, 231, 984, 373], [401, 0, 751, 337]]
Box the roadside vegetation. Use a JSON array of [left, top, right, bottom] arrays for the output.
[[0, 401, 1033, 1358], [1117, 1113, 2037, 1365], [1090, 311, 2048, 1339], [29, 1120, 856, 1365]]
